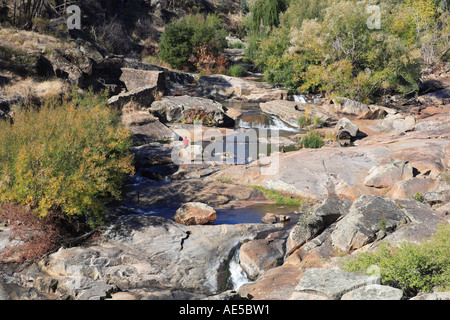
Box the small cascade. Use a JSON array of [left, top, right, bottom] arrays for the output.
[[293, 95, 307, 103], [228, 247, 251, 291], [237, 114, 299, 132]]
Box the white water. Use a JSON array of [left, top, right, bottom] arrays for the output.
[[293, 95, 307, 103], [238, 116, 299, 132], [228, 248, 251, 291]]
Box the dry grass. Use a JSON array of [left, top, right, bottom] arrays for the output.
[[0, 28, 71, 56], [0, 78, 70, 101]]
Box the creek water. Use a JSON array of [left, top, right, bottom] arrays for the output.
[[120, 101, 302, 291], [122, 101, 301, 225]]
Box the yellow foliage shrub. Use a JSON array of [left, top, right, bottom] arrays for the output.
[[0, 89, 135, 226]]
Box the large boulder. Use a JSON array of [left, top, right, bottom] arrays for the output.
[[293, 268, 381, 300], [335, 117, 359, 140], [239, 236, 285, 281], [286, 213, 324, 256], [286, 198, 352, 256], [260, 100, 334, 128], [387, 177, 442, 199], [364, 161, 414, 189], [330, 196, 409, 252], [330, 98, 387, 120], [340, 284, 404, 300], [172, 202, 217, 225], [119, 68, 166, 92], [375, 114, 417, 133], [149, 96, 235, 127], [121, 108, 176, 146], [108, 86, 160, 109], [195, 74, 288, 102], [48, 47, 94, 85]]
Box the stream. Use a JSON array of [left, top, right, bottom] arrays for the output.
[[120, 101, 301, 225], [116, 101, 303, 292]]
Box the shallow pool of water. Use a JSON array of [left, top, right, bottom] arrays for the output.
[[117, 201, 298, 226], [214, 203, 298, 225]]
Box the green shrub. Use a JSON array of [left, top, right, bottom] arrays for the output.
[[247, 0, 429, 102], [299, 131, 324, 149], [297, 114, 324, 129], [413, 192, 424, 202], [158, 13, 227, 70], [341, 224, 450, 297], [228, 64, 248, 77], [250, 186, 309, 207], [0, 89, 135, 226]]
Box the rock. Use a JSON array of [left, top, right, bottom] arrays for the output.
[[149, 96, 235, 127], [340, 284, 404, 300], [375, 114, 417, 133], [289, 292, 331, 300], [48, 48, 93, 85], [410, 292, 450, 300], [195, 74, 288, 102], [108, 86, 160, 108], [212, 122, 449, 202], [79, 41, 104, 64], [119, 68, 166, 92], [330, 196, 409, 252], [387, 178, 441, 199], [294, 268, 381, 300], [56, 277, 117, 300], [286, 213, 324, 256], [331, 98, 387, 120], [313, 198, 352, 226], [37, 215, 277, 297], [173, 202, 217, 225], [261, 213, 290, 224], [121, 109, 176, 146], [286, 198, 351, 256], [417, 89, 450, 106], [239, 238, 285, 281], [260, 100, 334, 128], [238, 264, 303, 300], [202, 290, 245, 300], [335, 117, 359, 140], [423, 189, 450, 206], [381, 199, 445, 246], [0, 276, 50, 300], [107, 291, 141, 300], [364, 161, 414, 188]]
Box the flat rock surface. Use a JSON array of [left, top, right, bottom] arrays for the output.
[[38, 215, 278, 299], [294, 268, 381, 300]]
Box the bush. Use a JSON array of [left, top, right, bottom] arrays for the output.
[[247, 0, 429, 102], [250, 186, 310, 207], [299, 131, 324, 149], [0, 89, 135, 226], [228, 64, 248, 77], [297, 114, 324, 129], [158, 14, 227, 70], [341, 224, 450, 297]]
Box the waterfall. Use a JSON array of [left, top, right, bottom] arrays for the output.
[[237, 115, 299, 132], [228, 247, 251, 291], [293, 95, 307, 103]]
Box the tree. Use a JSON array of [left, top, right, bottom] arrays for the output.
[[248, 0, 287, 33], [158, 14, 227, 70]]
